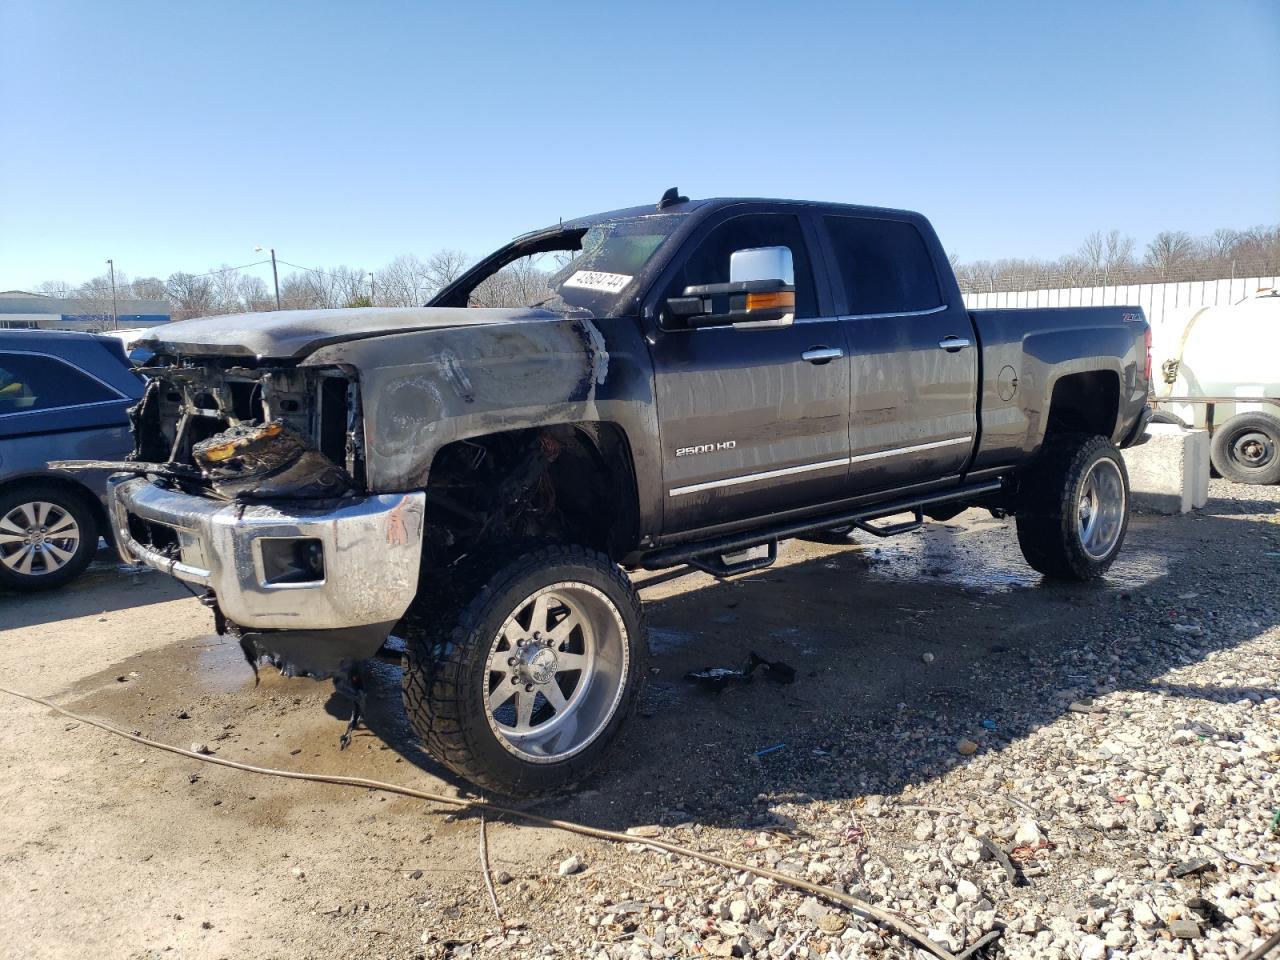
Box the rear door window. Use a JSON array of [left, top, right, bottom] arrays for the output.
[[822, 216, 943, 315], [0, 352, 119, 414]]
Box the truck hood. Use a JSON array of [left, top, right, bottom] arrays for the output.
[[138, 305, 562, 360]]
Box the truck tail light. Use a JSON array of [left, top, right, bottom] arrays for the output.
[[1143, 326, 1153, 386]]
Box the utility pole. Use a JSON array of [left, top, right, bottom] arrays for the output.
[[106, 259, 118, 330], [368, 271, 375, 305], [256, 247, 281, 309], [270, 248, 280, 310]]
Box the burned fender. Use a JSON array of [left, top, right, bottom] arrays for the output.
[[301, 314, 663, 541]]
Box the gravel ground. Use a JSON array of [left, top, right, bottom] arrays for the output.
[[1, 479, 1277, 960]]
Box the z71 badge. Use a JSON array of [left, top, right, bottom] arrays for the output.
[[675, 441, 736, 457]]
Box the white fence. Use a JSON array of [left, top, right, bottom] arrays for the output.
[[962, 275, 1278, 330]]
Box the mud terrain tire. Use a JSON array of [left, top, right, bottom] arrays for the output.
[[402, 545, 647, 796], [1015, 434, 1130, 581]]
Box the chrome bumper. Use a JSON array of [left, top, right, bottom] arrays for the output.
[[110, 476, 425, 630]]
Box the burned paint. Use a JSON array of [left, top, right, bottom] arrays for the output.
[[302, 314, 661, 534]]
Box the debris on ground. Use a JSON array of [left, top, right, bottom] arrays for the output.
[[556, 855, 582, 877], [684, 651, 796, 691]]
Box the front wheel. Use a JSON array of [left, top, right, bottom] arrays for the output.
[[402, 545, 647, 796], [1209, 413, 1280, 485], [1015, 435, 1130, 581]]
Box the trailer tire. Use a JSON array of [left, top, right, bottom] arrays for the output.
[[402, 545, 647, 796], [1015, 434, 1129, 581], [1209, 412, 1280, 485]]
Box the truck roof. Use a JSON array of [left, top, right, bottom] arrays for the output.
[[558, 196, 925, 231]]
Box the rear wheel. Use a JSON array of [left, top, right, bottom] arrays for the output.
[[798, 524, 858, 545], [402, 545, 647, 796], [0, 484, 98, 591], [1209, 413, 1280, 485], [1015, 435, 1129, 581], [1149, 410, 1187, 428]]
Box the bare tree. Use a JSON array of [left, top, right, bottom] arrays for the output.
[[375, 254, 433, 307], [1144, 231, 1195, 277], [209, 266, 245, 314], [237, 275, 274, 312], [278, 271, 324, 310], [425, 249, 471, 295], [468, 257, 551, 308], [128, 276, 168, 302], [35, 279, 75, 298], [166, 272, 215, 320], [1079, 230, 1135, 280], [1206, 228, 1239, 261]]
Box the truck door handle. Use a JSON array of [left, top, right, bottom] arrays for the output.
[[938, 336, 972, 352], [801, 346, 843, 364]]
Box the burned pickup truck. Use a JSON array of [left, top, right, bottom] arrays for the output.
[[91, 192, 1152, 795]]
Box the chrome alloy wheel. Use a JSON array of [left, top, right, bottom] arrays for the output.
[[1076, 458, 1126, 559], [483, 581, 630, 763], [0, 501, 81, 577]]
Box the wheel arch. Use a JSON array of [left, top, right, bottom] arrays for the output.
[[421, 420, 642, 563], [1042, 369, 1121, 444]]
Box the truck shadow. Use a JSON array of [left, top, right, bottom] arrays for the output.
[[0, 545, 190, 630], [354, 499, 1278, 831]]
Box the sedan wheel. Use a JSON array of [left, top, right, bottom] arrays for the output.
[[0, 486, 98, 591], [0, 501, 82, 576]]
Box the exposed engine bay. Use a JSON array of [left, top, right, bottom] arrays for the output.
[[129, 359, 363, 501]]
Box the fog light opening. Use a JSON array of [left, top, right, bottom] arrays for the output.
[[260, 537, 325, 586]]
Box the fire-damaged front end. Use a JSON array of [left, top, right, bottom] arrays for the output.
[[111, 357, 424, 678]]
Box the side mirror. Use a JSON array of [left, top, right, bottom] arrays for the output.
[[666, 246, 796, 328]]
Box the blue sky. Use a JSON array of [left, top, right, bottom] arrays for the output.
[[1, 0, 1277, 290]]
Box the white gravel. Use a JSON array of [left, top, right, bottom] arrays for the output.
[[461, 481, 1279, 960]]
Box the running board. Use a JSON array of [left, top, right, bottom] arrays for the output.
[[640, 479, 1005, 571], [686, 541, 777, 578], [851, 509, 924, 538]]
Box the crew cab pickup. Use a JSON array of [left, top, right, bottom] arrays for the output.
[[93, 192, 1152, 795]]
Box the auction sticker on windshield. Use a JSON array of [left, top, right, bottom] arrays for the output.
[[562, 270, 633, 293]]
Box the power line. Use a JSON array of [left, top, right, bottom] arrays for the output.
[[179, 259, 272, 279], [276, 259, 374, 283]]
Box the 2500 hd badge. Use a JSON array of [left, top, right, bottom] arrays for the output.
[[675, 440, 737, 457]]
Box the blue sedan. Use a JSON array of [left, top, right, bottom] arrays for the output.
[[0, 330, 144, 590]]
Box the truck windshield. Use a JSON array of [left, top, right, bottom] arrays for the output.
[[466, 215, 684, 317]]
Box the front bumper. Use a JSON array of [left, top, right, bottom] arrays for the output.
[[111, 476, 425, 631]]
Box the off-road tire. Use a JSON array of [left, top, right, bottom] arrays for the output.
[[0, 482, 98, 592], [401, 545, 647, 796], [1015, 434, 1130, 581], [1209, 412, 1280, 485]]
